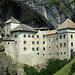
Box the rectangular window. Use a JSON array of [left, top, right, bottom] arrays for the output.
[[60, 52, 62, 54], [32, 35, 34, 38], [15, 35, 17, 38], [60, 35, 62, 39], [60, 43, 62, 47], [37, 41, 39, 44], [64, 35, 65, 39], [32, 48, 35, 51], [71, 35, 73, 38], [24, 41, 27, 44], [37, 35, 39, 38], [49, 53, 51, 55], [56, 38, 58, 40], [28, 35, 30, 38], [43, 35, 45, 38], [71, 42, 73, 46], [32, 41, 35, 44], [24, 35, 26, 38], [43, 47, 45, 50], [24, 47, 27, 50], [49, 39, 50, 41], [36, 47, 39, 51], [43, 41, 45, 44], [64, 52, 66, 54], [15, 41, 17, 44], [37, 53, 39, 55], [64, 43, 66, 47]]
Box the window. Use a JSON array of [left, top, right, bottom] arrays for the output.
[[71, 35, 73, 38], [60, 43, 62, 47], [56, 38, 58, 40], [71, 49, 73, 53], [28, 35, 30, 38], [64, 35, 65, 39], [24, 41, 27, 44], [49, 53, 51, 55], [60, 35, 62, 39], [37, 35, 39, 38], [43, 35, 45, 38], [43, 47, 45, 50], [57, 53, 58, 55], [32, 48, 35, 51], [43, 54, 45, 56], [60, 52, 62, 54], [24, 47, 27, 50], [64, 52, 66, 54], [32, 35, 34, 38], [49, 39, 50, 41], [43, 41, 45, 44], [32, 41, 35, 44], [37, 53, 39, 55], [71, 42, 73, 46], [15, 41, 17, 44], [37, 41, 39, 44], [49, 46, 51, 48], [64, 43, 66, 47], [36, 47, 39, 51], [8, 42, 10, 44], [24, 35, 26, 38], [15, 35, 17, 38], [56, 46, 58, 47]]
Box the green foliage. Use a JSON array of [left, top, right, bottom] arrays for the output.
[[24, 59, 68, 75], [71, 52, 75, 59], [71, 62, 75, 73], [24, 64, 38, 75], [0, 21, 4, 29]]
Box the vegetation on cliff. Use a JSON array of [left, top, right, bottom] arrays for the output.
[[24, 59, 68, 75]]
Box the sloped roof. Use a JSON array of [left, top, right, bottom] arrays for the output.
[[46, 30, 57, 35], [11, 24, 36, 32], [57, 18, 75, 30], [5, 17, 20, 24]]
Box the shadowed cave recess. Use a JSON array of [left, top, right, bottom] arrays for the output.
[[0, 0, 54, 29]]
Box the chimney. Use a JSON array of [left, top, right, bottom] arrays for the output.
[[11, 16, 13, 22]]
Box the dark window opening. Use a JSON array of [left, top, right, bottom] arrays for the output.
[[71, 35, 73, 38], [32, 48, 35, 51], [32, 35, 34, 38], [60, 35, 62, 39], [60, 52, 62, 54], [32, 41, 35, 44], [37, 35, 39, 38], [37, 41, 39, 44], [36, 47, 39, 51], [15, 41, 17, 44], [43, 41, 45, 44], [15, 35, 17, 38], [64, 43, 66, 47], [71, 42, 73, 46], [24, 35, 26, 38], [37, 53, 39, 55], [43, 54, 45, 56], [28, 35, 30, 38], [24, 41, 27, 44], [64, 35, 65, 38], [24, 47, 27, 50], [43, 35, 45, 38], [64, 52, 66, 54], [43, 47, 45, 50], [49, 53, 51, 55]]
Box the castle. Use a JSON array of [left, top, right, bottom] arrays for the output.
[[3, 17, 75, 66]]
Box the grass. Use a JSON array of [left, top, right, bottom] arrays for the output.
[[54, 59, 75, 75]]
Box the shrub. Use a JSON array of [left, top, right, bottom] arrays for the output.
[[71, 62, 75, 73]]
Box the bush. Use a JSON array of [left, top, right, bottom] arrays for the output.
[[24, 59, 68, 75], [24, 64, 38, 75], [71, 62, 75, 73]]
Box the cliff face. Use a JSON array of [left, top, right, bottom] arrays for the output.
[[0, 0, 75, 28]]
